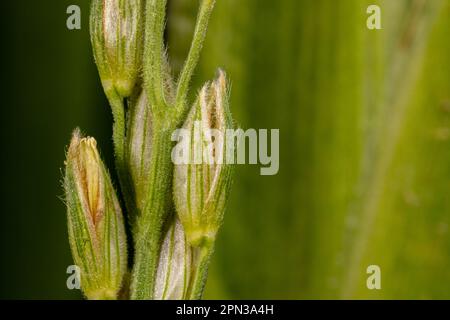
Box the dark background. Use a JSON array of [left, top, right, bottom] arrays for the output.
[[0, 1, 111, 299]]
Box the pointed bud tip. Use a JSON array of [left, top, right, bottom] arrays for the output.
[[216, 69, 227, 88], [68, 130, 99, 162], [67, 130, 103, 223]]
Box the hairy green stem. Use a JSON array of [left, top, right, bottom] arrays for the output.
[[188, 242, 214, 300], [106, 90, 125, 166], [175, 0, 216, 117], [144, 0, 169, 109], [105, 90, 136, 218], [130, 0, 217, 300], [130, 127, 174, 299]]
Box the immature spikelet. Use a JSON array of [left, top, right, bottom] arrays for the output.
[[154, 217, 192, 300], [64, 130, 127, 299], [173, 70, 234, 247], [90, 0, 144, 97]]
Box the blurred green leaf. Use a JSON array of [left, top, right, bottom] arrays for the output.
[[169, 0, 449, 299]]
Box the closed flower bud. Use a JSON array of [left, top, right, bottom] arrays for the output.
[[90, 0, 143, 97], [64, 129, 127, 300], [154, 216, 192, 300], [126, 91, 152, 213], [173, 70, 234, 247]]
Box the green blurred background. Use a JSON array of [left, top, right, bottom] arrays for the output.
[[0, 0, 449, 299]]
